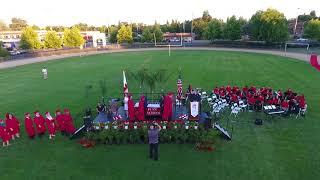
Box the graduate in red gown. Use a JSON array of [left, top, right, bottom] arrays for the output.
[[0, 119, 11, 147], [136, 96, 145, 121], [45, 112, 56, 139], [162, 93, 173, 121], [63, 109, 76, 136], [127, 94, 135, 121], [33, 111, 46, 136], [24, 113, 35, 139], [55, 109, 66, 135], [5, 113, 20, 140]]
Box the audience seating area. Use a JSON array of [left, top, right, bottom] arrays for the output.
[[199, 85, 307, 118]]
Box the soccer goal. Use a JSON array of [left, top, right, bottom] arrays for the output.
[[154, 33, 183, 56], [284, 42, 310, 53]]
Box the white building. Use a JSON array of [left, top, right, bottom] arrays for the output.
[[0, 30, 107, 49]]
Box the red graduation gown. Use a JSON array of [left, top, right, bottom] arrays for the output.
[[34, 116, 46, 134], [63, 114, 76, 134], [6, 117, 20, 135], [136, 98, 145, 121], [55, 114, 65, 132], [24, 117, 35, 138], [45, 118, 56, 135], [162, 95, 173, 120], [128, 99, 135, 121], [0, 125, 11, 142]]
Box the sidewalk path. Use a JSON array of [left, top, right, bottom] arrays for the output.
[[0, 47, 310, 70]]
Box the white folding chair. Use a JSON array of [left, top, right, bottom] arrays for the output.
[[222, 99, 228, 107], [230, 103, 241, 117], [239, 100, 247, 111], [296, 104, 307, 119], [212, 94, 217, 100]]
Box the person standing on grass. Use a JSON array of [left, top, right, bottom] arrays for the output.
[[42, 66, 48, 80], [148, 122, 161, 161], [24, 113, 35, 139], [55, 109, 66, 136], [5, 113, 20, 140], [33, 111, 46, 137], [63, 109, 76, 136], [45, 112, 56, 140], [0, 119, 11, 147]]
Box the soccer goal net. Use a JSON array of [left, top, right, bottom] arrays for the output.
[[284, 42, 310, 53]]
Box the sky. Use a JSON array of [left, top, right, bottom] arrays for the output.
[[0, 0, 319, 27]]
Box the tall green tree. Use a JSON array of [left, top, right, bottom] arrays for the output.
[[73, 23, 89, 31], [193, 18, 207, 40], [117, 25, 133, 43], [63, 27, 85, 48], [304, 19, 320, 41], [310, 10, 317, 19], [108, 26, 118, 43], [9, 17, 28, 30], [44, 31, 62, 49], [223, 16, 242, 40], [249, 8, 289, 43], [20, 26, 41, 50], [202, 10, 212, 22], [205, 19, 223, 41], [193, 11, 212, 39], [152, 24, 163, 42], [141, 27, 153, 42]]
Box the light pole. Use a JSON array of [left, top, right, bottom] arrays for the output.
[[294, 8, 300, 37]]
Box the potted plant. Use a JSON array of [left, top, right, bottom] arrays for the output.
[[133, 121, 138, 129], [161, 121, 168, 129]]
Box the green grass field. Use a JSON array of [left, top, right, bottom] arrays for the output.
[[0, 50, 319, 180]]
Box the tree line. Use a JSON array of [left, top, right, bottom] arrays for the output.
[[1, 8, 320, 51]]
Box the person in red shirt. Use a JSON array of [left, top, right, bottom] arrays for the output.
[[226, 85, 231, 93], [267, 98, 273, 105], [24, 113, 35, 139], [45, 112, 56, 140], [55, 109, 66, 135], [298, 98, 306, 109], [0, 119, 11, 147], [277, 89, 283, 99], [136, 96, 146, 121], [63, 109, 76, 136], [213, 87, 219, 95], [127, 94, 135, 121], [272, 97, 280, 106], [242, 86, 248, 95], [248, 95, 255, 111], [162, 93, 173, 121], [231, 94, 238, 103], [220, 91, 226, 99], [5, 113, 20, 140], [281, 100, 289, 111], [33, 111, 46, 137]]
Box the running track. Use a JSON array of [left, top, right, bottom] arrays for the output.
[[0, 47, 311, 70]]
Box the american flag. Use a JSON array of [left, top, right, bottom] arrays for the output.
[[177, 78, 183, 100]]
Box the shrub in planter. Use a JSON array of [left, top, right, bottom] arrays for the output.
[[138, 127, 148, 143], [170, 128, 179, 143], [177, 129, 188, 143]]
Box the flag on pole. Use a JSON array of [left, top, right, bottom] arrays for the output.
[[176, 69, 183, 100], [123, 70, 128, 95]]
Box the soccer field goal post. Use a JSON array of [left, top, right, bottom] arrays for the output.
[[284, 42, 310, 53], [154, 33, 183, 56]]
